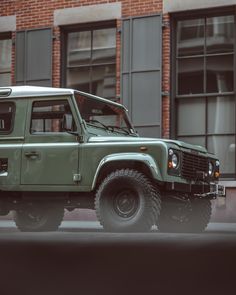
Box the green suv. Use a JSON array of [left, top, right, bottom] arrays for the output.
[[0, 86, 225, 232]]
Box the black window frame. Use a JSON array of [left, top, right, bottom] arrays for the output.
[[171, 6, 236, 179], [0, 32, 12, 87], [61, 20, 117, 100]]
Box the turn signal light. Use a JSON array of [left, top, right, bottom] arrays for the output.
[[215, 172, 220, 178], [168, 162, 173, 168]]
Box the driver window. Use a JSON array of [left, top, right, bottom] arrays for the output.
[[30, 100, 76, 133]]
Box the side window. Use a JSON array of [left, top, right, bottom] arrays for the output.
[[31, 100, 76, 133], [0, 102, 15, 134]]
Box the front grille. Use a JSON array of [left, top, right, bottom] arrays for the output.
[[181, 152, 208, 180]]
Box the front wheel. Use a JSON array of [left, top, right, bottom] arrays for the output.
[[95, 169, 161, 232], [13, 205, 64, 232], [157, 198, 212, 233]]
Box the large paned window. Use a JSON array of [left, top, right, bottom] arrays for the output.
[[174, 11, 235, 177], [65, 23, 116, 100], [0, 34, 12, 86]]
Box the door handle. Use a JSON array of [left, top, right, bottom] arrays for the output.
[[24, 151, 40, 160]]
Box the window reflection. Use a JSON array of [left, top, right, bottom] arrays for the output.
[[177, 19, 204, 57], [92, 65, 116, 98], [178, 58, 204, 95], [206, 55, 233, 93], [66, 26, 116, 100], [0, 73, 11, 86], [208, 97, 235, 134], [177, 98, 205, 135], [67, 67, 90, 93], [206, 16, 234, 54], [67, 31, 91, 66], [0, 38, 12, 86], [92, 28, 116, 64]]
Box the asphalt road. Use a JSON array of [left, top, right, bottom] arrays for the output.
[[0, 222, 236, 295]]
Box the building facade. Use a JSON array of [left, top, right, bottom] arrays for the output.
[[0, 0, 236, 220]]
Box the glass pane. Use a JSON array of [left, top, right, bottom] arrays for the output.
[[75, 93, 132, 133], [31, 100, 75, 133], [92, 65, 116, 99], [0, 102, 14, 133], [67, 31, 91, 66], [178, 136, 206, 147], [92, 28, 116, 64], [177, 19, 204, 57], [67, 67, 90, 93], [177, 98, 205, 135], [0, 73, 11, 86], [0, 39, 11, 71], [208, 135, 235, 174], [208, 96, 235, 134], [178, 57, 204, 95], [206, 15, 234, 54], [206, 55, 234, 93]]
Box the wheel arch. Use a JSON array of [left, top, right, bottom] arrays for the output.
[[92, 153, 162, 190]]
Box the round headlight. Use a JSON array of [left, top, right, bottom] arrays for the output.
[[172, 153, 179, 169], [208, 162, 214, 176]]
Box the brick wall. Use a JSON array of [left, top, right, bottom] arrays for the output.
[[162, 13, 170, 138], [0, 0, 170, 137]]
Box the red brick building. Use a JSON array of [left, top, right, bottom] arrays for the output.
[[0, 0, 236, 220]]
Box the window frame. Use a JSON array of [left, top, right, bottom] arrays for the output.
[[171, 6, 236, 178], [61, 21, 117, 100]]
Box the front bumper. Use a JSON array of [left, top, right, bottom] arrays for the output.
[[165, 182, 225, 198]]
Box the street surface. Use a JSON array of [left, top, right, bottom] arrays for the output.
[[0, 221, 235, 295]]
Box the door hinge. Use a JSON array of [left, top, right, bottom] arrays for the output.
[[73, 174, 81, 182]]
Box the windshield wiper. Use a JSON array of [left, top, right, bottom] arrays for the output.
[[107, 125, 130, 135], [85, 119, 109, 130]]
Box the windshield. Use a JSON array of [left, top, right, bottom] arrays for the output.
[[75, 92, 134, 135]]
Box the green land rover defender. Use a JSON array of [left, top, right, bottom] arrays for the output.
[[0, 86, 225, 232]]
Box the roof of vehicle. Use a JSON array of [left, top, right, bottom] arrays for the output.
[[0, 85, 126, 110], [0, 85, 74, 98]]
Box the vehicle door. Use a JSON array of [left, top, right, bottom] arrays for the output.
[[0, 99, 27, 188], [21, 97, 80, 186]]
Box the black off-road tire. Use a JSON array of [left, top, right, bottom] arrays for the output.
[[13, 205, 64, 232], [157, 198, 212, 233], [95, 169, 161, 232]]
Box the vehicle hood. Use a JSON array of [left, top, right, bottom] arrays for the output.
[[88, 136, 208, 153]]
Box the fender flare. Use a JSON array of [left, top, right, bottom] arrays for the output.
[[92, 152, 162, 190]]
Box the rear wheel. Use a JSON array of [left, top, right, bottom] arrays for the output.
[[14, 205, 64, 232], [157, 197, 212, 233], [95, 169, 161, 232]]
